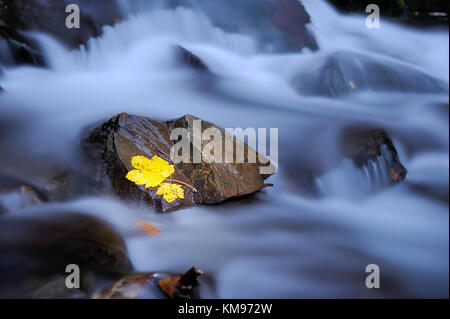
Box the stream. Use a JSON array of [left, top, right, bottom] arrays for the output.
[[0, 0, 448, 298]]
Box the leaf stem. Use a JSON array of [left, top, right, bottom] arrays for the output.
[[169, 179, 198, 192]]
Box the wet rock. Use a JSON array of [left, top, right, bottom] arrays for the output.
[[176, 45, 209, 72], [96, 272, 162, 299], [0, 173, 47, 214], [81, 114, 196, 213], [327, 0, 449, 26], [0, 211, 131, 298], [164, 0, 317, 51], [0, 36, 44, 66], [97, 267, 202, 299], [81, 114, 275, 212], [340, 128, 408, 183], [327, 0, 406, 16], [167, 114, 275, 204], [0, 0, 121, 66], [267, 0, 318, 51], [22, 274, 87, 299], [292, 52, 448, 97]]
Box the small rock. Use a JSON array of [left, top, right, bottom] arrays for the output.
[[176, 45, 209, 72], [340, 128, 408, 182], [292, 52, 448, 97], [96, 273, 161, 299], [0, 173, 47, 214], [97, 267, 202, 299]]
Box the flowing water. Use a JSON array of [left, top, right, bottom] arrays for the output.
[[0, 0, 448, 298]]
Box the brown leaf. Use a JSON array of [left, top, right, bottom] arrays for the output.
[[390, 168, 399, 181], [158, 267, 203, 299], [137, 220, 161, 236], [158, 275, 181, 299]]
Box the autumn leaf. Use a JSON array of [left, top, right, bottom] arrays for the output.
[[125, 155, 196, 204], [159, 275, 181, 299], [156, 183, 185, 203], [390, 168, 399, 181], [137, 220, 161, 236], [126, 155, 175, 188], [158, 267, 203, 299]]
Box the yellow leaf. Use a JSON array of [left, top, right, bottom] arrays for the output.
[[126, 155, 175, 188], [156, 183, 185, 203]]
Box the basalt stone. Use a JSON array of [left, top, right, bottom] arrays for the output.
[[0, 211, 131, 298], [81, 114, 196, 213], [340, 128, 408, 182], [166, 114, 275, 204]]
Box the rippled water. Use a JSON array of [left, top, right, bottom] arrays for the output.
[[0, 0, 448, 298]]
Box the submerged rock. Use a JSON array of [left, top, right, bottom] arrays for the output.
[[327, 0, 449, 26], [0, 211, 131, 298], [0, 173, 47, 214], [176, 45, 209, 72], [162, 0, 317, 51], [81, 114, 275, 212], [340, 128, 408, 183], [97, 267, 202, 299], [0, 0, 121, 66], [292, 52, 448, 97], [284, 127, 407, 198], [0, 36, 44, 66], [267, 0, 318, 50], [97, 272, 162, 299], [22, 274, 87, 299]]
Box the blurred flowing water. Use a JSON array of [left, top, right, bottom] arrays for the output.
[[0, 0, 448, 297]]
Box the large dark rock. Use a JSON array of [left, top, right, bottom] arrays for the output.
[[292, 52, 448, 97], [0, 211, 131, 298], [81, 113, 275, 212]]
